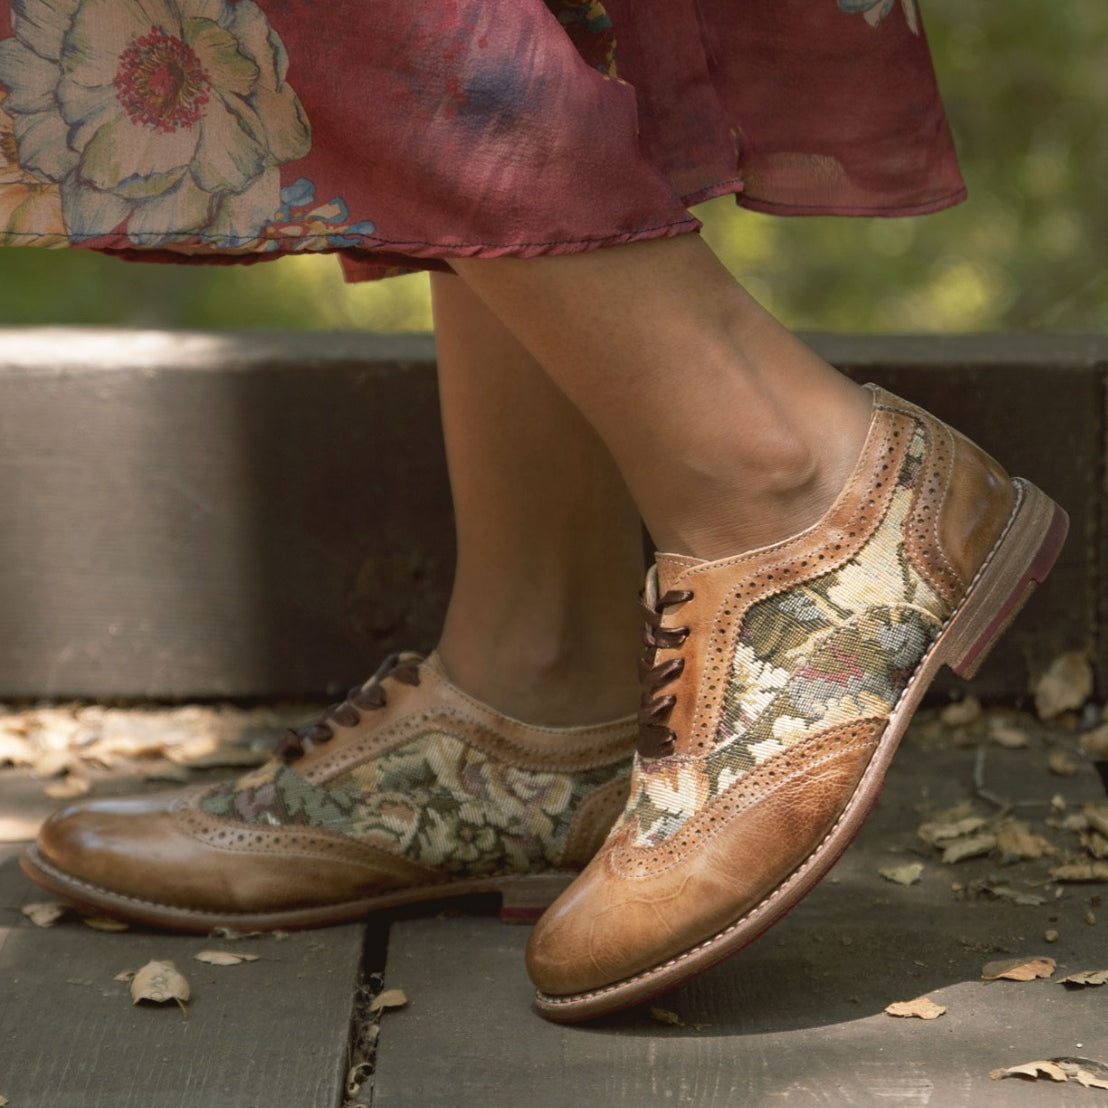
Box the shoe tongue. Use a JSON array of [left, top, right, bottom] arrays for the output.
[[655, 552, 704, 594]]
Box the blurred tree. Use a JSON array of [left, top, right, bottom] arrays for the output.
[[0, 0, 1101, 334]]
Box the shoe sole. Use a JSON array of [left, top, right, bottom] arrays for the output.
[[534, 478, 1068, 1022], [19, 846, 578, 931]]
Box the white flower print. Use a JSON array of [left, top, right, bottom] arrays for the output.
[[0, 0, 310, 246]]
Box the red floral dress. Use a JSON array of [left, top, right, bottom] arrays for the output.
[[0, 0, 964, 282]]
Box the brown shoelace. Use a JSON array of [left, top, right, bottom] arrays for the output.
[[276, 652, 421, 761], [637, 588, 693, 758]]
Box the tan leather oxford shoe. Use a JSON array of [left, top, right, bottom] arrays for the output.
[[22, 652, 635, 931], [528, 386, 1068, 1021]]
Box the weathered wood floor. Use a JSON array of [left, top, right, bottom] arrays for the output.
[[372, 729, 1108, 1107], [0, 836, 366, 1108], [2, 713, 1106, 1107]]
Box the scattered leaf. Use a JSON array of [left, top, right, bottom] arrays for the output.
[[1059, 969, 1108, 988], [369, 988, 408, 1014], [992, 1057, 1108, 1091], [130, 960, 190, 1015], [982, 955, 1056, 981], [1033, 653, 1094, 720], [1080, 724, 1108, 760], [193, 950, 259, 966], [879, 862, 924, 886], [1044, 929, 1060, 942], [1048, 812, 1089, 832], [1084, 804, 1108, 838], [43, 774, 91, 800], [1080, 830, 1108, 859], [21, 901, 68, 927], [81, 915, 129, 932], [992, 1060, 1068, 1083], [31, 749, 75, 778], [649, 1006, 686, 1027], [1049, 749, 1082, 777], [918, 815, 988, 848], [0, 732, 37, 766], [967, 880, 1047, 907], [114, 970, 135, 982], [1051, 860, 1108, 883], [942, 833, 997, 865], [940, 696, 981, 727], [0, 1094, 8, 1106], [994, 818, 1055, 861], [884, 996, 946, 1020], [989, 724, 1030, 749]]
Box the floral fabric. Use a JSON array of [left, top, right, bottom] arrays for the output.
[[0, 0, 965, 280], [624, 427, 950, 847], [200, 728, 620, 876]]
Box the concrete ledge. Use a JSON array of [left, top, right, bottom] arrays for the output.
[[0, 328, 1103, 700]]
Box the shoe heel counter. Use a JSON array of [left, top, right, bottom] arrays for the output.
[[904, 412, 1015, 607], [938, 429, 1016, 588]]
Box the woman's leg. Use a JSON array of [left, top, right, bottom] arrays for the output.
[[430, 272, 643, 725], [20, 273, 655, 931], [449, 232, 1066, 1018], [451, 234, 873, 560]]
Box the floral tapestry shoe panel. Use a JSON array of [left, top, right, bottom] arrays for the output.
[[22, 652, 636, 932], [528, 386, 1068, 1021]]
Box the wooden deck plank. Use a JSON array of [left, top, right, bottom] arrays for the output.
[[0, 844, 366, 1108], [373, 724, 1108, 1107]]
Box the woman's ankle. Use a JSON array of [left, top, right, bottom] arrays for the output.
[[435, 630, 641, 728]]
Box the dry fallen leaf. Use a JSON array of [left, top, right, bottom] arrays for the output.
[[884, 996, 946, 1020], [43, 774, 91, 800], [982, 955, 1056, 981], [993, 818, 1056, 861], [879, 862, 924, 886], [21, 901, 68, 928], [0, 1093, 8, 1106], [81, 915, 129, 932], [0, 732, 37, 766], [1049, 749, 1082, 778], [918, 815, 988, 848], [649, 1006, 686, 1027], [369, 988, 408, 1014], [942, 833, 997, 865], [130, 960, 190, 1015], [31, 749, 75, 778], [1051, 860, 1108, 882], [992, 1057, 1108, 1091], [1080, 830, 1108, 859], [1080, 724, 1108, 760], [989, 724, 1030, 749], [193, 950, 259, 966], [940, 696, 981, 727], [992, 1060, 1068, 1083], [114, 970, 135, 982], [1044, 929, 1060, 943], [1059, 969, 1108, 988], [968, 880, 1047, 907], [1084, 804, 1108, 838], [1033, 653, 1094, 721]]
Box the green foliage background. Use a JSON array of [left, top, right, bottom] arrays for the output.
[[0, 0, 1103, 334]]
